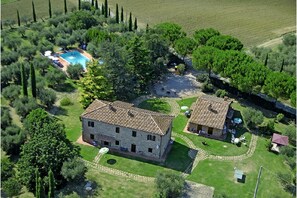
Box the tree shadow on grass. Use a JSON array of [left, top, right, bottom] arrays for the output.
[[58, 180, 101, 198], [49, 105, 68, 116], [53, 82, 76, 93]]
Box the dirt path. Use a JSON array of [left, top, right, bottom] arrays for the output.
[[257, 31, 296, 48]]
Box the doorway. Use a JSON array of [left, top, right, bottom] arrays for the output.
[[131, 144, 136, 152], [208, 127, 213, 135]]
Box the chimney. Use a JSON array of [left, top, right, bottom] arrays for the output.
[[208, 104, 212, 111], [127, 110, 134, 117], [109, 104, 116, 111]]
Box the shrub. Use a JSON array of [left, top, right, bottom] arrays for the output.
[[60, 97, 73, 106], [38, 89, 57, 109], [13, 97, 39, 119], [276, 113, 284, 123], [202, 82, 214, 93], [290, 91, 296, 107], [67, 64, 84, 80], [155, 172, 185, 198], [176, 64, 185, 75], [61, 157, 87, 183], [2, 85, 21, 104], [196, 73, 208, 83], [1, 153, 15, 182], [1, 125, 26, 155], [1, 107, 12, 130], [284, 125, 296, 146], [242, 107, 264, 128], [215, 89, 227, 98], [280, 146, 296, 158], [2, 177, 22, 197]]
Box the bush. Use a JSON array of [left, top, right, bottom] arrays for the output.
[[1, 107, 12, 130], [280, 146, 295, 158], [202, 82, 214, 93], [13, 97, 39, 119], [260, 120, 275, 135], [242, 107, 264, 128], [67, 64, 84, 80], [215, 89, 227, 98], [196, 73, 208, 83], [284, 125, 296, 146], [61, 157, 87, 183], [2, 85, 21, 104], [1, 125, 26, 155], [38, 89, 57, 109], [155, 172, 185, 198], [1, 154, 15, 182], [276, 113, 284, 122], [290, 91, 296, 107], [60, 97, 73, 106], [45, 69, 67, 88], [2, 177, 22, 197], [176, 64, 185, 75]]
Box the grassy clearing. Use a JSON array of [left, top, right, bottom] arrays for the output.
[[107, 0, 295, 47], [99, 137, 192, 177], [2, 0, 77, 21], [187, 137, 292, 198], [138, 98, 171, 114], [77, 144, 100, 162], [177, 97, 197, 112]]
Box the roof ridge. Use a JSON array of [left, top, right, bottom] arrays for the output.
[[150, 114, 163, 134], [82, 100, 108, 116]]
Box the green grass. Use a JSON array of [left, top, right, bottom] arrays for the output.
[[107, 0, 295, 47], [138, 98, 171, 114], [77, 144, 100, 162], [177, 97, 197, 112], [54, 90, 84, 142], [99, 137, 192, 177], [187, 137, 292, 198], [2, 0, 77, 21]]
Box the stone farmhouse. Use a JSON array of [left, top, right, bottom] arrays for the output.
[[81, 99, 174, 161], [187, 95, 234, 139]]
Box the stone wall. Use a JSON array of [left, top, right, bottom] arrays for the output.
[[82, 118, 172, 159]]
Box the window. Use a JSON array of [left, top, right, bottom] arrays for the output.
[[116, 127, 120, 133], [148, 148, 153, 153], [115, 140, 119, 145], [88, 121, 94, 127], [132, 131, 137, 137], [147, 135, 156, 141], [90, 134, 94, 140]]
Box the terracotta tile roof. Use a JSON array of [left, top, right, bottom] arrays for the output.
[[81, 99, 174, 135], [272, 133, 289, 146], [189, 95, 231, 130]]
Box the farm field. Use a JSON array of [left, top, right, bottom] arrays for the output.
[[107, 0, 296, 47]]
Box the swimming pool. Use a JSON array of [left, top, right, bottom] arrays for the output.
[[60, 50, 90, 69]]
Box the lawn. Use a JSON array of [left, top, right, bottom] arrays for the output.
[[1, 0, 77, 21], [138, 98, 171, 114], [77, 144, 100, 162], [187, 137, 293, 198], [107, 0, 295, 47], [176, 97, 197, 112], [99, 137, 192, 177]]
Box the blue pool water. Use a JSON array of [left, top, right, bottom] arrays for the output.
[[60, 50, 90, 69]]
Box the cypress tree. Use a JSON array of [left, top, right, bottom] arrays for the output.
[[280, 58, 284, 73], [17, 10, 21, 26], [104, 0, 108, 18], [108, 8, 110, 16], [101, 4, 104, 15], [64, 0, 67, 14], [134, 17, 137, 30], [128, 12, 132, 31], [120, 7, 124, 22], [35, 169, 40, 198], [30, 63, 36, 98], [48, 169, 55, 198], [115, 4, 119, 23], [78, 0, 81, 10], [95, 0, 98, 10], [91, 0, 94, 7], [1, 21, 3, 30], [48, 0, 52, 18], [21, 64, 28, 96], [146, 23, 149, 33], [264, 53, 268, 66], [32, 1, 36, 22]]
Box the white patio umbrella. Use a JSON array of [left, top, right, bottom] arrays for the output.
[[181, 106, 189, 110], [48, 55, 55, 60], [99, 147, 109, 154], [52, 57, 59, 61], [44, 50, 52, 56]]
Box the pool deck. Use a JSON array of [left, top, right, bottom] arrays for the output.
[[57, 48, 93, 71]]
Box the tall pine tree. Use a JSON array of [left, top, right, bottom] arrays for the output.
[[17, 10, 21, 26], [35, 169, 41, 198], [280, 58, 284, 73], [115, 4, 119, 23], [48, 169, 55, 198], [108, 8, 110, 16], [21, 64, 28, 96], [48, 0, 52, 18], [95, 0, 98, 10], [78, 0, 81, 10], [101, 4, 104, 15], [146, 23, 149, 33], [91, 0, 94, 7], [120, 7, 124, 22], [264, 53, 268, 66], [64, 0, 67, 14], [128, 12, 132, 31], [134, 17, 137, 30], [104, 0, 108, 18], [32, 1, 36, 22], [30, 64, 36, 98]]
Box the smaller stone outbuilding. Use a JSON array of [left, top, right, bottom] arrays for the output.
[[187, 95, 233, 139], [270, 133, 289, 153], [81, 99, 174, 161]]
